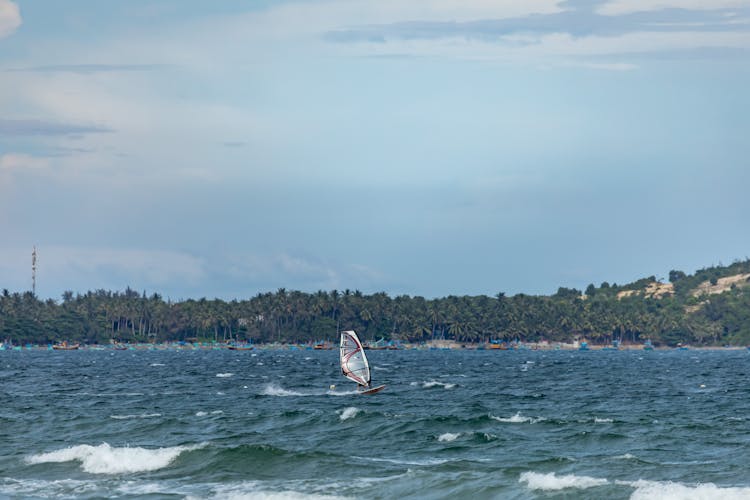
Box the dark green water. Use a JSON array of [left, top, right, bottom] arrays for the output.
[[1, 349, 749, 499]]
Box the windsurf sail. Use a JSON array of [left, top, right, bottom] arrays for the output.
[[340, 330, 371, 387]]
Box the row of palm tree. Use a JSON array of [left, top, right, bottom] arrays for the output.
[[2, 265, 749, 346]]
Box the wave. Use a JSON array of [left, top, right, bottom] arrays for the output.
[[410, 380, 456, 389], [363, 456, 451, 466], [207, 481, 351, 500], [109, 413, 162, 420], [216, 373, 234, 378], [260, 383, 307, 397], [619, 479, 750, 500], [437, 433, 460, 442], [0, 478, 101, 498], [261, 383, 358, 397], [519, 471, 607, 491], [491, 412, 545, 424], [25, 442, 205, 474], [519, 472, 750, 498], [338, 407, 360, 421]]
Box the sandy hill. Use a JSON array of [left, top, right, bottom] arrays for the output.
[[691, 273, 750, 297]]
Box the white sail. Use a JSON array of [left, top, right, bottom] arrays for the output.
[[340, 330, 370, 387]]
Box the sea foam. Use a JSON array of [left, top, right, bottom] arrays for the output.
[[621, 479, 750, 500], [411, 380, 456, 389], [198, 481, 351, 500], [110, 413, 162, 420], [260, 383, 305, 397], [491, 412, 545, 424], [438, 432, 460, 442], [25, 442, 204, 474], [519, 471, 608, 491], [216, 373, 234, 378], [339, 407, 360, 421]]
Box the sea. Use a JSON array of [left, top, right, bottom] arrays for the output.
[[1, 348, 750, 500]]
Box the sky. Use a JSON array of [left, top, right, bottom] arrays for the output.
[[0, 0, 749, 301]]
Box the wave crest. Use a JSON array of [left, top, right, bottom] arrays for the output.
[[491, 412, 545, 424], [339, 407, 360, 421], [519, 472, 607, 491], [25, 442, 204, 474], [620, 479, 750, 500], [438, 432, 460, 442]]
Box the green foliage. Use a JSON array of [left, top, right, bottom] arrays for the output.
[[2, 259, 750, 347]]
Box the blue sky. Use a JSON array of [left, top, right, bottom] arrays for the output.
[[1, 0, 749, 301]]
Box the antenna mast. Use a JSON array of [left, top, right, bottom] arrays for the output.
[[32, 246, 37, 296]]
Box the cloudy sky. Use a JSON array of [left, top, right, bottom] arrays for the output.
[[1, 0, 748, 301]]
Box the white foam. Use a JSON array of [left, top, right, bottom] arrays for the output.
[[149, 363, 165, 367], [594, 417, 613, 423], [614, 453, 637, 460], [365, 456, 449, 466], [216, 373, 234, 378], [338, 407, 360, 421], [196, 411, 208, 417], [110, 413, 162, 420], [197, 481, 351, 500], [0, 478, 99, 497], [491, 412, 545, 424], [260, 383, 305, 397], [25, 442, 204, 474], [519, 471, 608, 491], [621, 480, 750, 500], [411, 380, 456, 389], [438, 432, 460, 442]]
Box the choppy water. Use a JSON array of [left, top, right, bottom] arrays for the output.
[[2, 348, 750, 499]]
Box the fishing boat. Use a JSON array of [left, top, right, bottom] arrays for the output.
[[340, 330, 386, 395], [227, 342, 254, 350], [52, 341, 80, 350]]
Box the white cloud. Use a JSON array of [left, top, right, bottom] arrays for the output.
[[0, 0, 20, 38], [599, 0, 750, 16]]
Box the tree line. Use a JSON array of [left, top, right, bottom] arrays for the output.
[[2, 259, 750, 346]]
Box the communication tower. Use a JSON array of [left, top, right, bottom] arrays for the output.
[[32, 246, 37, 296]]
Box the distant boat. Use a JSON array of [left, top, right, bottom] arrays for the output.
[[227, 342, 254, 350], [340, 330, 385, 395], [52, 341, 80, 350], [578, 341, 589, 351], [643, 339, 654, 351]]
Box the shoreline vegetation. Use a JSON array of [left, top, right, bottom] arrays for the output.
[[2, 339, 749, 352], [2, 258, 750, 348]]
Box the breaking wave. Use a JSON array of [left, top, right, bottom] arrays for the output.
[[25, 443, 205, 474], [491, 412, 545, 424], [519, 471, 607, 491], [437, 433, 460, 442], [109, 413, 162, 420], [338, 407, 360, 421]]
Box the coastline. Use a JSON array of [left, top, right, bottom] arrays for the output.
[[1, 340, 748, 352]]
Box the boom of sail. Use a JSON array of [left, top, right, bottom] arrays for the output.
[[340, 330, 370, 387]]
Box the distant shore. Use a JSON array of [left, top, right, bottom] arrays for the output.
[[1, 340, 748, 352]]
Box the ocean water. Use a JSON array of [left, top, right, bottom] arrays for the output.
[[2, 348, 750, 499]]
